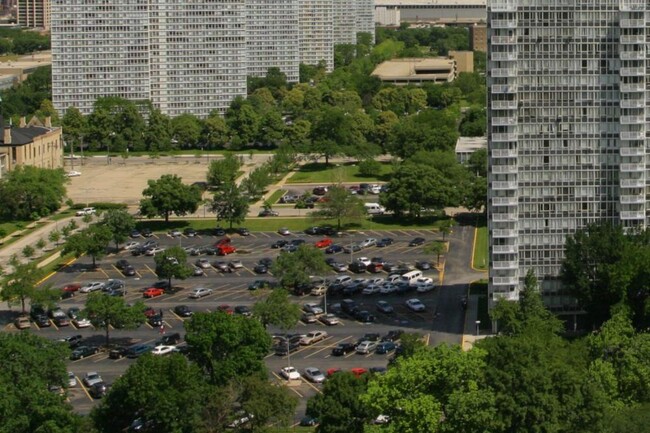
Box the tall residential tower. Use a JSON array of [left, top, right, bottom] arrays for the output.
[[487, 0, 647, 303]]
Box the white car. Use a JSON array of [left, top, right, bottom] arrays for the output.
[[367, 277, 384, 286], [356, 340, 378, 354], [280, 366, 301, 380], [195, 259, 211, 269], [75, 207, 95, 216], [386, 274, 402, 283], [369, 184, 382, 194], [303, 303, 324, 315], [358, 238, 377, 249], [304, 367, 326, 383], [300, 330, 328, 345], [67, 170, 81, 177], [362, 284, 381, 295], [379, 283, 397, 294], [145, 247, 164, 256], [68, 372, 77, 387], [417, 282, 437, 293], [79, 281, 105, 293], [319, 314, 340, 326], [406, 298, 426, 312], [83, 372, 103, 387], [189, 287, 213, 299], [356, 257, 371, 267], [310, 285, 327, 296], [152, 345, 176, 356], [73, 318, 92, 328], [124, 241, 140, 250], [277, 227, 291, 236], [416, 277, 433, 287]]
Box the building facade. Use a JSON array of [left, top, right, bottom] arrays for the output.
[[299, 0, 334, 72], [246, 0, 300, 82], [333, 0, 357, 45], [0, 116, 63, 173], [18, 0, 49, 29], [486, 0, 647, 304], [355, 0, 376, 41], [374, 0, 486, 26]]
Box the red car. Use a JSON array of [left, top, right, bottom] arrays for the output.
[[143, 287, 165, 298], [143, 307, 157, 318], [351, 368, 368, 378], [327, 368, 342, 377], [217, 304, 234, 315], [315, 238, 333, 248], [62, 283, 81, 293], [215, 238, 236, 255]]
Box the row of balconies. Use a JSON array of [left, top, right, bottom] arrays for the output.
[[620, 147, 645, 156], [491, 84, 517, 94], [491, 19, 517, 29], [620, 18, 646, 28], [492, 196, 518, 206], [621, 178, 646, 188], [490, 1, 517, 12], [493, 244, 518, 254], [620, 51, 645, 60], [620, 66, 645, 76], [491, 52, 517, 61], [620, 194, 646, 204], [620, 131, 645, 140], [621, 115, 645, 124], [492, 165, 518, 174], [491, 100, 518, 110], [492, 149, 517, 158], [492, 116, 517, 126], [620, 210, 645, 220], [620, 99, 645, 108], [492, 181, 517, 190], [491, 35, 517, 45], [492, 68, 518, 78], [493, 260, 518, 270], [492, 277, 519, 287], [620, 35, 645, 44], [620, 162, 645, 172], [493, 229, 517, 238], [492, 132, 517, 142], [620, 83, 645, 92]]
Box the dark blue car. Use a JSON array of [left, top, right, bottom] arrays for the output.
[[325, 244, 343, 254], [375, 341, 396, 355]]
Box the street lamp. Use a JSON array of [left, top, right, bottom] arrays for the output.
[[475, 320, 481, 336]]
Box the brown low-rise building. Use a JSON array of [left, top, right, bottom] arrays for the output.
[[0, 115, 63, 177], [371, 52, 474, 86]]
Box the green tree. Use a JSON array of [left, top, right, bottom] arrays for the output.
[[311, 185, 367, 230], [252, 288, 301, 329], [240, 376, 298, 432], [21, 244, 34, 259], [92, 354, 205, 433], [211, 182, 249, 229], [185, 311, 271, 386], [48, 229, 61, 246], [63, 224, 112, 267], [140, 174, 202, 222], [226, 102, 261, 147], [0, 332, 80, 433], [207, 154, 241, 189], [171, 113, 202, 149], [83, 292, 145, 346], [357, 158, 382, 178], [240, 165, 270, 200], [153, 245, 192, 289], [101, 208, 135, 251], [203, 111, 229, 149], [439, 219, 454, 241], [0, 166, 67, 220], [307, 372, 371, 433], [271, 244, 329, 289], [1, 259, 44, 314], [35, 238, 46, 250], [467, 148, 487, 177], [61, 106, 87, 153], [424, 241, 446, 266], [144, 108, 172, 152], [258, 109, 285, 146]]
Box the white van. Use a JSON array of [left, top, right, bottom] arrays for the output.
[[333, 275, 352, 286], [364, 203, 386, 215], [401, 270, 423, 286]]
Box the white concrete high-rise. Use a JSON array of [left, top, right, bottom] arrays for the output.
[[355, 0, 375, 42], [333, 0, 357, 45], [299, 0, 334, 72], [246, 0, 300, 83], [487, 0, 647, 303]]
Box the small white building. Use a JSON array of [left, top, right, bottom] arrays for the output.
[[455, 136, 486, 164]]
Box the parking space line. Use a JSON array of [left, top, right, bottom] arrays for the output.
[[241, 266, 256, 276], [78, 380, 94, 402], [98, 268, 110, 278], [144, 264, 157, 276], [396, 230, 411, 237], [258, 232, 271, 238], [93, 355, 109, 363], [163, 320, 173, 329], [301, 378, 323, 394], [303, 336, 351, 359]]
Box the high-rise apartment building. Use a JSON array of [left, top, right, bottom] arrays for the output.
[[299, 0, 334, 72], [18, 0, 50, 30], [355, 0, 375, 41], [246, 0, 300, 82], [487, 0, 647, 303], [333, 0, 357, 45]]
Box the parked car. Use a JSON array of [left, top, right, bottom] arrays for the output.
[[304, 367, 326, 383], [174, 305, 193, 317], [277, 227, 291, 236], [358, 238, 377, 249], [70, 345, 99, 360], [122, 265, 136, 276], [405, 298, 426, 312], [192, 267, 205, 277], [14, 316, 31, 329], [343, 243, 361, 253], [228, 260, 243, 270], [280, 366, 301, 380], [195, 258, 211, 269], [376, 300, 394, 314], [409, 237, 426, 247], [354, 310, 376, 323], [80, 281, 105, 293], [376, 238, 394, 247], [315, 238, 333, 248], [236, 227, 250, 236], [143, 287, 165, 298], [331, 343, 356, 356], [331, 262, 348, 273], [109, 346, 128, 359], [319, 313, 340, 326], [234, 305, 252, 317], [325, 244, 343, 254], [356, 341, 378, 354], [258, 209, 279, 217], [145, 246, 165, 256], [303, 303, 324, 315], [62, 283, 81, 294], [168, 229, 181, 237], [189, 287, 213, 298], [73, 318, 92, 328], [302, 312, 318, 324], [75, 207, 96, 217], [83, 372, 103, 387], [415, 260, 432, 271], [183, 228, 197, 237], [152, 345, 176, 356], [300, 330, 328, 345], [253, 264, 268, 274], [382, 330, 404, 342], [89, 382, 108, 399]]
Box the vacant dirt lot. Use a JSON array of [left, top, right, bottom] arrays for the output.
[[65, 156, 214, 205]]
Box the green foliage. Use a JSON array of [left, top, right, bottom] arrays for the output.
[[86, 97, 147, 151], [386, 109, 459, 158], [252, 288, 301, 329], [247, 67, 288, 97], [240, 376, 298, 432], [203, 110, 229, 149], [21, 244, 34, 258], [140, 174, 202, 222], [83, 292, 146, 346], [424, 241, 445, 265], [185, 311, 271, 386], [357, 159, 382, 178], [153, 245, 192, 287], [0, 166, 67, 220], [0, 65, 51, 119], [92, 354, 205, 433], [61, 106, 87, 151], [63, 224, 112, 267], [241, 165, 271, 200], [311, 185, 367, 229], [0, 332, 80, 433], [307, 372, 370, 433], [211, 182, 249, 229], [207, 154, 242, 188], [271, 244, 329, 289], [100, 208, 135, 250], [48, 229, 61, 246], [171, 113, 202, 148], [459, 106, 486, 137], [0, 259, 44, 313]]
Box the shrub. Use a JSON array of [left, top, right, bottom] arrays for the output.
[[358, 159, 382, 177]]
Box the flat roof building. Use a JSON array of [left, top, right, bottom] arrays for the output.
[[374, 0, 486, 26], [456, 136, 486, 164], [372, 57, 459, 85]]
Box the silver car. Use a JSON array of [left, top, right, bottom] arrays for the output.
[[304, 367, 326, 383], [356, 341, 378, 354], [189, 287, 213, 299], [358, 238, 377, 249]]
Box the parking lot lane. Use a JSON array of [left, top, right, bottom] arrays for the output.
[[144, 264, 158, 277], [302, 336, 351, 359], [77, 382, 95, 402], [258, 232, 271, 238], [301, 377, 323, 394]]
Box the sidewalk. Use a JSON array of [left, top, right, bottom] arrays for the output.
[[461, 294, 491, 350]]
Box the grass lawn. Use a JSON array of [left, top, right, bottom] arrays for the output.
[[266, 189, 287, 205], [135, 215, 448, 234], [50, 209, 77, 221], [287, 162, 393, 184], [0, 54, 22, 62], [473, 226, 488, 271]]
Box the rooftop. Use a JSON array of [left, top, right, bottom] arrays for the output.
[[371, 57, 456, 83], [455, 136, 487, 153]]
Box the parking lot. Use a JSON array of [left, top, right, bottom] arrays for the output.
[[4, 228, 459, 418]]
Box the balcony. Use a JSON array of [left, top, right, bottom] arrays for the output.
[[620, 131, 645, 140], [490, 1, 517, 12], [620, 67, 645, 76], [620, 99, 645, 108], [492, 213, 517, 222], [620, 210, 645, 220], [621, 162, 645, 172], [620, 35, 645, 44], [492, 181, 517, 190], [492, 116, 517, 126], [492, 277, 519, 286], [620, 147, 645, 157], [491, 35, 517, 45], [492, 84, 517, 94], [621, 115, 645, 124], [491, 164, 518, 174], [621, 178, 646, 188], [492, 133, 517, 142], [492, 68, 517, 77], [620, 83, 645, 92], [492, 196, 518, 206], [620, 19, 646, 28], [492, 291, 519, 301], [491, 19, 517, 28], [492, 148, 517, 158], [491, 52, 517, 61], [620, 194, 646, 204], [493, 260, 518, 270], [491, 100, 518, 110], [493, 244, 517, 254], [620, 0, 645, 11], [620, 51, 645, 60], [492, 229, 517, 238]]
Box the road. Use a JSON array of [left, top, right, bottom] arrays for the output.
[[3, 224, 481, 419]]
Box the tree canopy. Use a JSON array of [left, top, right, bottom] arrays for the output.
[[0, 166, 67, 220], [139, 174, 202, 222], [271, 244, 329, 289], [83, 292, 146, 346]]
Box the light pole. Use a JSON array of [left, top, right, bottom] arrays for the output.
[[475, 320, 481, 336], [323, 279, 329, 315], [108, 132, 115, 165]]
